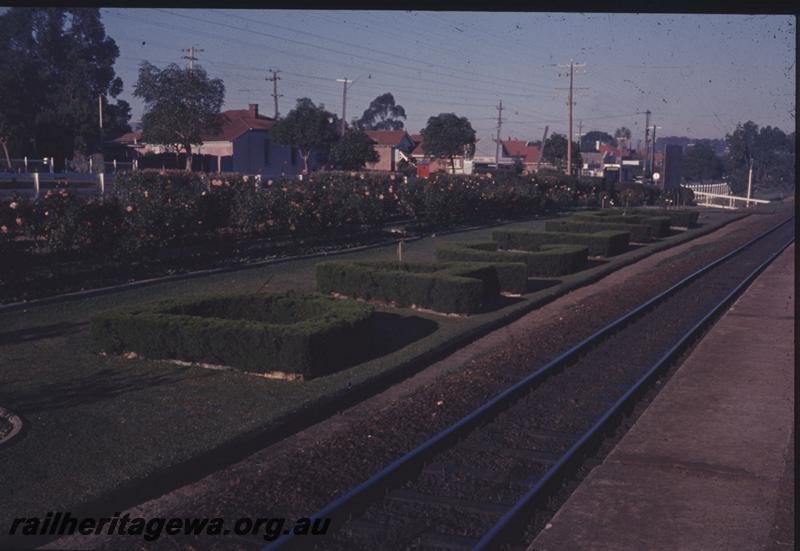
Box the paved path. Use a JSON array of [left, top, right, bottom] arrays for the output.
[[529, 243, 795, 551]]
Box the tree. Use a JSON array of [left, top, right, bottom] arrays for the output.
[[580, 130, 616, 151], [0, 8, 130, 165], [682, 142, 723, 183], [272, 98, 339, 174], [542, 133, 581, 173], [134, 62, 225, 171], [420, 113, 476, 173], [356, 93, 407, 131], [614, 127, 632, 152], [725, 121, 794, 194], [329, 129, 378, 170]]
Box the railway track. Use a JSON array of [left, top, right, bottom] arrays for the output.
[[262, 216, 794, 551]]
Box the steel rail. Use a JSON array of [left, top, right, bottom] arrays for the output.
[[261, 216, 794, 551], [474, 234, 795, 550]]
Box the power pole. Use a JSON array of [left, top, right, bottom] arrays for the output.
[[651, 125, 660, 176], [494, 100, 504, 165], [267, 69, 282, 119], [746, 158, 753, 207], [98, 94, 104, 159], [536, 125, 549, 172], [557, 60, 586, 176], [181, 46, 204, 73], [336, 78, 351, 136], [643, 110, 651, 178]]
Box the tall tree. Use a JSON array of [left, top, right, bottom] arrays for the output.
[[580, 130, 616, 151], [542, 133, 581, 173], [614, 127, 632, 153], [0, 8, 129, 165], [272, 98, 339, 174], [420, 113, 476, 173], [682, 142, 723, 183], [329, 129, 378, 170], [356, 93, 407, 131], [725, 121, 794, 194], [134, 62, 225, 171]]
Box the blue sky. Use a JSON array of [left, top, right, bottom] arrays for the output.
[[99, 9, 795, 155]]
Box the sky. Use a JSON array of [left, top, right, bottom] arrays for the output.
[[97, 9, 795, 156]]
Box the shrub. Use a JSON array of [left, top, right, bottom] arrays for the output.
[[545, 218, 653, 243], [572, 210, 671, 237], [316, 260, 527, 313], [91, 292, 374, 379], [625, 208, 699, 228], [492, 228, 630, 257], [436, 240, 588, 277]]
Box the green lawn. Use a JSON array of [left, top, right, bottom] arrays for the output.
[[0, 209, 746, 528]]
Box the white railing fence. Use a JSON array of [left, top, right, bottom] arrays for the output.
[[690, 190, 770, 209]]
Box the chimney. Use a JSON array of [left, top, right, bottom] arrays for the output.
[[248, 103, 258, 117]]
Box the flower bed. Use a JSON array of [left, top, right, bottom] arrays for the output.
[[544, 218, 653, 243], [435, 240, 588, 277], [316, 260, 527, 313], [572, 210, 672, 237], [1, 172, 660, 268], [492, 228, 630, 257], [90, 292, 374, 379]]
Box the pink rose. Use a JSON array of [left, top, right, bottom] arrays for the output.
[[9, 202, 17, 210], [1, 225, 8, 234], [15, 217, 22, 225], [126, 205, 134, 213]]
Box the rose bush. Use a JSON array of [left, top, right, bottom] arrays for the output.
[[3, 171, 660, 262]]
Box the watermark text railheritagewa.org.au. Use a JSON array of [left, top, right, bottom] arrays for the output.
[[8, 512, 330, 542]]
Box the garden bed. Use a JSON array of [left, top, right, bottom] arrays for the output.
[[493, 228, 630, 257], [91, 292, 375, 379], [624, 208, 700, 228], [435, 240, 588, 277], [316, 260, 527, 313], [572, 210, 672, 237], [545, 219, 653, 243]]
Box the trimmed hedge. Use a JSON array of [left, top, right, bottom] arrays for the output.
[[572, 210, 672, 238], [625, 208, 700, 228], [316, 260, 527, 313], [91, 292, 374, 379], [436, 240, 588, 277], [493, 228, 630, 257], [545, 219, 653, 243]]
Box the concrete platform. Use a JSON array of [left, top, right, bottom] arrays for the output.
[[529, 243, 795, 551]]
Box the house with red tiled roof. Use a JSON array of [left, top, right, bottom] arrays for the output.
[[364, 130, 415, 172], [121, 104, 305, 176], [500, 139, 541, 170]]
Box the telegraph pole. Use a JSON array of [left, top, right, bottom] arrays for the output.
[[336, 78, 351, 136], [181, 46, 204, 72], [650, 125, 661, 176], [267, 69, 282, 119], [643, 110, 651, 178], [98, 95, 104, 159], [494, 100, 504, 165], [558, 60, 586, 176], [536, 125, 549, 173]]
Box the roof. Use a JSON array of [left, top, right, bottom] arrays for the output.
[[365, 130, 410, 147], [410, 133, 423, 145], [501, 140, 540, 164], [112, 131, 142, 144], [202, 108, 276, 142]]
